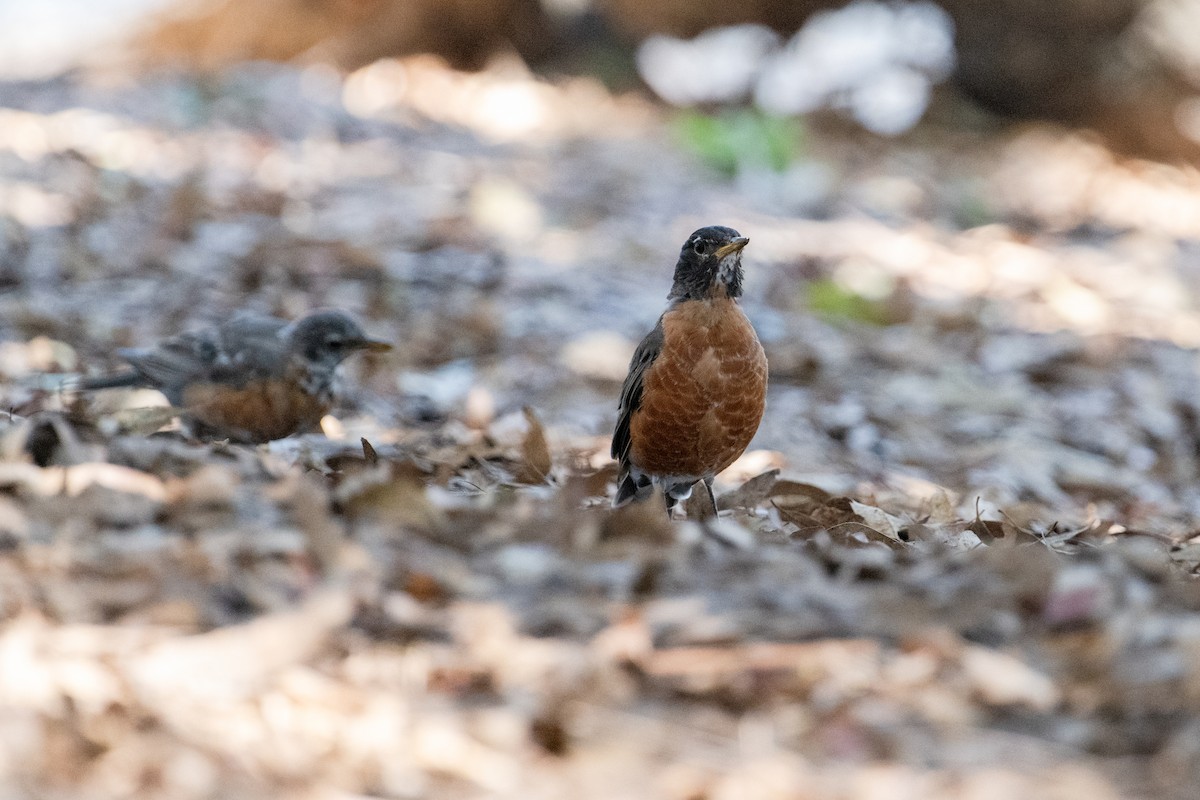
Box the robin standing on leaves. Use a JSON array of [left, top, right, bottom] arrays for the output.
[[78, 309, 391, 443], [612, 225, 768, 516]]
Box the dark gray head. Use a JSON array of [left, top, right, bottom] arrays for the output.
[[668, 226, 750, 302], [284, 310, 391, 370]]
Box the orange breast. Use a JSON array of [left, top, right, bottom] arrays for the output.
[[182, 379, 329, 443], [629, 298, 767, 479]]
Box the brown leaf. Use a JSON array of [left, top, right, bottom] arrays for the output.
[[770, 480, 834, 515], [404, 572, 449, 603], [530, 713, 570, 756], [825, 521, 902, 548], [515, 406, 552, 484], [849, 500, 906, 543], [775, 488, 846, 533], [810, 496, 857, 529], [968, 518, 1006, 545], [780, 510, 823, 536], [718, 469, 779, 511], [579, 463, 618, 500]]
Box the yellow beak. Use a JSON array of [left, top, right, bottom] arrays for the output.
[[714, 236, 750, 258], [358, 338, 394, 353]]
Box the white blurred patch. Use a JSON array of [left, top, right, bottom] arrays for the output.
[[319, 415, 346, 440], [398, 360, 476, 411], [0, 0, 178, 79], [638, 1, 956, 136], [758, 0, 954, 134], [846, 66, 933, 136], [558, 331, 636, 382], [637, 25, 781, 107], [1140, 0, 1200, 86]]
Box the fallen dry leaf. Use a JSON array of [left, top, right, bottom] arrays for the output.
[[515, 406, 553, 485]]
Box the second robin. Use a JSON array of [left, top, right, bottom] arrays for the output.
[[78, 309, 391, 443], [612, 225, 768, 515]]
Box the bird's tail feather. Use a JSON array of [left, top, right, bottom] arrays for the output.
[[613, 470, 651, 508], [74, 371, 142, 391]]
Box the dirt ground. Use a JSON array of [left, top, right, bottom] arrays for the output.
[[2, 56, 1200, 798]]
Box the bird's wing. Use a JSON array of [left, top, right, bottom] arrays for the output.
[[115, 330, 223, 404], [611, 318, 664, 466], [83, 315, 291, 403], [207, 313, 291, 383]]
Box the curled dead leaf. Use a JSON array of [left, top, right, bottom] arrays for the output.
[[515, 406, 552, 485], [968, 517, 1006, 545], [718, 469, 780, 511], [578, 462, 618, 501], [770, 480, 834, 513], [848, 501, 906, 543]]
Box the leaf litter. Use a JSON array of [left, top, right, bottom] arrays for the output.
[[0, 59, 1198, 799]]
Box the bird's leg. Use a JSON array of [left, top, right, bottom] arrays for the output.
[[664, 488, 679, 521], [702, 477, 718, 518]]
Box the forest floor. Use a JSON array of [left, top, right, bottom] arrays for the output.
[[1, 56, 1200, 798]]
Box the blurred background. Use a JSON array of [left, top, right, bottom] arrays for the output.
[[3, 1, 1200, 798], [3, 0, 1200, 514], [7, 0, 1200, 161]]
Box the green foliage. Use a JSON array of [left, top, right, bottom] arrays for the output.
[[954, 196, 994, 230], [805, 278, 890, 325], [674, 110, 803, 176]]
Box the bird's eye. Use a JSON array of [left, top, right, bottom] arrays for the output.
[[326, 337, 345, 350], [693, 240, 710, 256]]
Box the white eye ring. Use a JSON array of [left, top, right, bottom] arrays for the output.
[[693, 240, 709, 255]]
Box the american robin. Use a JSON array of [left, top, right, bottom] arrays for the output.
[[612, 225, 768, 515], [78, 309, 391, 443]]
